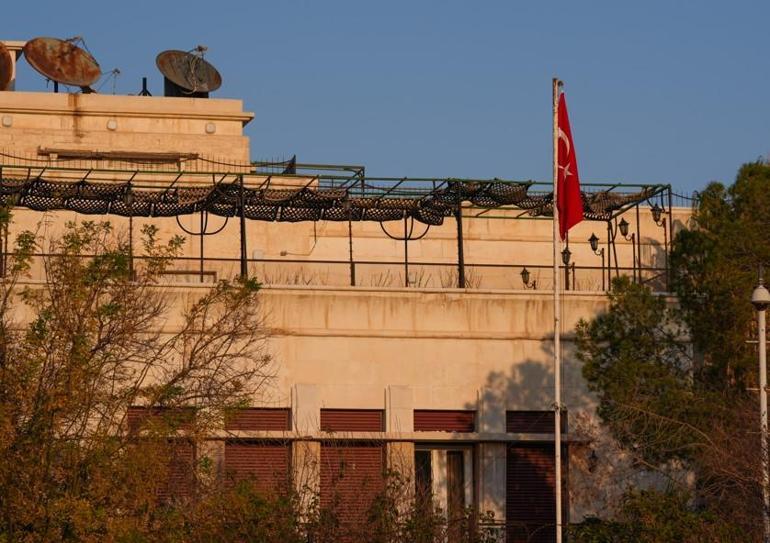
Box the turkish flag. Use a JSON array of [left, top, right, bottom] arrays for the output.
[[557, 93, 583, 240]]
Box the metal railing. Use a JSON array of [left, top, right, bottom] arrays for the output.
[[3, 251, 666, 293]]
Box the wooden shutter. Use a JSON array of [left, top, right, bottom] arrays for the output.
[[225, 408, 291, 431], [506, 411, 568, 434], [320, 409, 384, 432], [224, 441, 290, 493], [158, 440, 195, 502], [319, 409, 385, 537], [414, 410, 476, 432], [127, 406, 194, 433], [320, 443, 384, 533], [447, 450, 466, 520], [126, 408, 196, 501], [506, 444, 568, 543]]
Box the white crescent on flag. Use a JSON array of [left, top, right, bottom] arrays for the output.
[[558, 127, 570, 156]]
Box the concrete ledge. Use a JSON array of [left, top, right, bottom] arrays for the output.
[[206, 430, 583, 443]]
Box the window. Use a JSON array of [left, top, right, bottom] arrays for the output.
[[415, 449, 432, 503], [320, 409, 384, 432], [223, 408, 292, 492], [225, 407, 291, 431], [506, 410, 568, 434], [126, 406, 196, 501], [414, 410, 476, 432], [413, 445, 474, 525], [318, 409, 386, 532]]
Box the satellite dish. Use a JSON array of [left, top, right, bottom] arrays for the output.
[[156, 49, 222, 98], [23, 37, 101, 90], [0, 42, 12, 91]]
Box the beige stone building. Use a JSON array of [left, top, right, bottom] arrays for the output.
[[0, 40, 691, 542]]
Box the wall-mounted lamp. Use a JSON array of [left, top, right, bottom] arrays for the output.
[[617, 217, 637, 282], [588, 233, 606, 291], [619, 218, 630, 238], [651, 203, 663, 225], [520, 267, 536, 289]]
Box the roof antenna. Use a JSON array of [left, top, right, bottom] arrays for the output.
[[138, 77, 152, 96]]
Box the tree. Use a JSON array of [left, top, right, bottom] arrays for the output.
[[0, 220, 273, 542], [0, 219, 502, 542], [574, 161, 770, 540]]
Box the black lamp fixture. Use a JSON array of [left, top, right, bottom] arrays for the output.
[[587, 449, 599, 473], [520, 267, 536, 289], [588, 232, 606, 291], [651, 203, 663, 225], [616, 216, 638, 283], [588, 233, 599, 253], [618, 217, 630, 238], [561, 246, 571, 266]]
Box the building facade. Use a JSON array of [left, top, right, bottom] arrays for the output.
[[0, 42, 690, 541]]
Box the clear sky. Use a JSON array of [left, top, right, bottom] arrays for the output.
[[5, 1, 768, 194]]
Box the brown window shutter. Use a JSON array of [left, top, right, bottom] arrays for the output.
[[320, 443, 385, 534], [127, 406, 195, 433], [225, 408, 291, 431], [506, 410, 568, 434], [158, 439, 195, 502], [224, 441, 291, 493], [506, 444, 568, 543], [320, 409, 384, 432], [413, 410, 476, 432]]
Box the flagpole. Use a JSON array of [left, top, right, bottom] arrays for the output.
[[552, 76, 564, 543]]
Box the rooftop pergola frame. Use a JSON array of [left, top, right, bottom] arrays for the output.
[[0, 158, 674, 291]]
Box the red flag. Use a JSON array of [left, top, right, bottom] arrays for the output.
[[557, 93, 583, 240]]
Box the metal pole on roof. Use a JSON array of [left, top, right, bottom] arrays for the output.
[[128, 185, 134, 280], [666, 185, 674, 292], [403, 215, 409, 287], [199, 210, 205, 283], [348, 204, 355, 287], [239, 175, 248, 278], [636, 204, 642, 283], [455, 204, 466, 288], [606, 221, 612, 290]]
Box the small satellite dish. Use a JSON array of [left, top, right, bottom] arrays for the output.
[[0, 42, 12, 91], [156, 48, 222, 98], [23, 37, 101, 90]]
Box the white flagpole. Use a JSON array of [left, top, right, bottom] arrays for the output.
[[552, 77, 564, 543]]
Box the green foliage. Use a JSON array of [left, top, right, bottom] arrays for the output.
[[671, 162, 770, 389], [570, 489, 746, 543], [0, 220, 498, 542], [577, 277, 714, 464], [576, 161, 770, 538], [361, 469, 499, 543], [0, 221, 273, 542]]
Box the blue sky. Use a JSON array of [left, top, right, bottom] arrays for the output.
[[5, 1, 768, 194]]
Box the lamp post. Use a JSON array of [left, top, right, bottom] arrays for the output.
[[618, 218, 637, 283], [752, 270, 770, 543], [589, 233, 606, 291]]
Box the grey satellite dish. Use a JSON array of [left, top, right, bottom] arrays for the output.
[[156, 48, 222, 98]]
